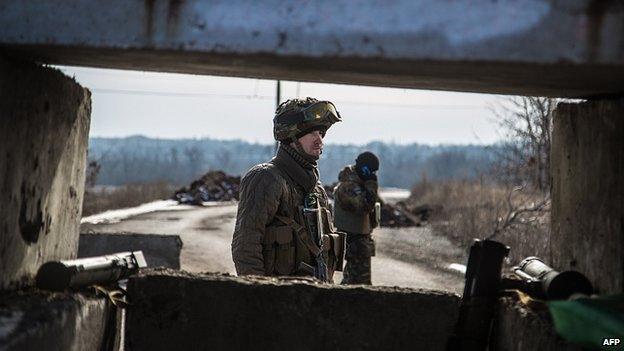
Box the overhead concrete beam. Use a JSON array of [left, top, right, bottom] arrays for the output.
[[0, 0, 623, 97]]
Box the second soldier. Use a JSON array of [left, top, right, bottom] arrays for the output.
[[334, 152, 381, 285]]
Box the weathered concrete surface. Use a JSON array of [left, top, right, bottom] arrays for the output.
[[0, 57, 91, 291], [0, 290, 120, 351], [490, 296, 580, 351], [126, 269, 460, 351], [551, 99, 624, 294], [1, 1, 624, 97], [79, 232, 183, 269]]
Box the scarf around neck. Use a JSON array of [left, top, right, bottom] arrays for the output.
[[272, 144, 319, 192]]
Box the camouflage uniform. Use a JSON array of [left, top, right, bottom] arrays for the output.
[[334, 165, 379, 285], [231, 98, 344, 281]]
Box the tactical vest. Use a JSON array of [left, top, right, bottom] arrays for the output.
[[261, 165, 344, 280], [334, 192, 373, 235]]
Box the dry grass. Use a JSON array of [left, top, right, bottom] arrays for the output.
[[404, 179, 551, 265], [82, 181, 175, 217]]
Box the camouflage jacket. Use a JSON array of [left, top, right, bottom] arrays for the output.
[[333, 166, 379, 234]]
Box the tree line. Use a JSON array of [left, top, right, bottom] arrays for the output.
[[88, 137, 498, 189], [88, 96, 556, 190]]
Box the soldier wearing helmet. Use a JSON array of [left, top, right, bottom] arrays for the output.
[[231, 97, 345, 281], [334, 152, 381, 285]]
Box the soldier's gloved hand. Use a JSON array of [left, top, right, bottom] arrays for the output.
[[357, 165, 377, 181]]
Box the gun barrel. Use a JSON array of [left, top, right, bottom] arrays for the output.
[[36, 251, 147, 291], [514, 257, 593, 300]]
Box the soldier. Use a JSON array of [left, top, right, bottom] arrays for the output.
[[334, 152, 381, 285], [231, 97, 345, 282]]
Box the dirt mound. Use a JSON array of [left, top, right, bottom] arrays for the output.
[[174, 171, 240, 205]]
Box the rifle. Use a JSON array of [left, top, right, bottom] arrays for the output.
[[302, 193, 328, 282], [36, 251, 147, 291]]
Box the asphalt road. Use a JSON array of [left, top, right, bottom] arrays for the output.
[[81, 202, 465, 294]]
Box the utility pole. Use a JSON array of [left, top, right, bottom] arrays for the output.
[[274, 80, 281, 154]]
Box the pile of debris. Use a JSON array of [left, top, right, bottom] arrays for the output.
[[395, 202, 439, 223], [380, 203, 420, 227], [173, 171, 241, 205]]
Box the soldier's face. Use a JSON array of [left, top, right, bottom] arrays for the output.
[[297, 130, 324, 157]]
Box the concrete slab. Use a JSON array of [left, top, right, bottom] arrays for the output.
[[126, 269, 460, 351], [1, 1, 624, 97], [0, 290, 120, 351], [79, 233, 183, 269], [0, 56, 90, 291]]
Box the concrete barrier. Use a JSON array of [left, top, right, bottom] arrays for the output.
[[0, 56, 90, 291], [489, 296, 580, 351], [79, 233, 183, 269], [0, 291, 120, 351], [551, 99, 624, 294], [126, 269, 460, 351]]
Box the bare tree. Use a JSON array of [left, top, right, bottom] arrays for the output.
[[486, 184, 550, 240], [491, 97, 557, 191], [184, 146, 204, 178]]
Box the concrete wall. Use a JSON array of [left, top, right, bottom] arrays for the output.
[[0, 56, 91, 290], [126, 269, 460, 351], [551, 99, 624, 294], [0, 291, 120, 351], [79, 233, 183, 269]]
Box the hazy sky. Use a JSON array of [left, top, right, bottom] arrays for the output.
[[58, 66, 505, 145]]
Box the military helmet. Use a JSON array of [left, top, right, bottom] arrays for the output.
[[273, 97, 342, 142]]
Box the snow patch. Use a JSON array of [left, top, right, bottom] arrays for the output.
[[448, 263, 467, 275], [379, 187, 411, 201], [81, 200, 181, 224]]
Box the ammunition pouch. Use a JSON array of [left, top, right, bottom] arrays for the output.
[[267, 215, 346, 278], [328, 232, 345, 272], [321, 206, 345, 272], [318, 232, 345, 275], [263, 225, 296, 275]]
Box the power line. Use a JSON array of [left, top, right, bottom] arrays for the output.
[[91, 88, 273, 100], [91, 87, 487, 110]]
